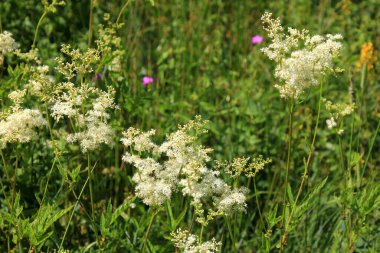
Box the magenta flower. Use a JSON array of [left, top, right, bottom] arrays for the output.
[[142, 76, 154, 86], [251, 35, 264, 45], [93, 73, 103, 81]]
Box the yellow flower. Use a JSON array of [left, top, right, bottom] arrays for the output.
[[356, 42, 378, 70]]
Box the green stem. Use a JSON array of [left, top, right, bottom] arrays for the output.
[[0, 14, 2, 32], [280, 98, 295, 243], [281, 82, 323, 248], [116, 0, 132, 24], [253, 177, 265, 228], [37, 156, 57, 215], [32, 11, 48, 49], [0, 150, 11, 183], [88, 0, 94, 47], [59, 176, 90, 250], [142, 209, 159, 252], [199, 225, 204, 243], [361, 119, 380, 179], [87, 152, 99, 245], [0, 175, 7, 199], [11, 148, 19, 206], [338, 132, 353, 249]]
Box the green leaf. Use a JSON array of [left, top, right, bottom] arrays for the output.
[[287, 183, 294, 207]]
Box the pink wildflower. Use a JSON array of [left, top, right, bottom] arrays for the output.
[[251, 35, 264, 44], [142, 76, 154, 86], [93, 73, 103, 81]]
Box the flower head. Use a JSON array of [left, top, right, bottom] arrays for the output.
[[142, 76, 154, 86], [0, 31, 18, 55], [261, 12, 343, 99], [251, 35, 264, 44]]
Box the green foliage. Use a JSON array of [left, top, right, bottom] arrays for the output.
[[0, 0, 379, 252]]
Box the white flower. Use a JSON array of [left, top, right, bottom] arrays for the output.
[[0, 31, 18, 55], [261, 12, 343, 99], [216, 188, 248, 214], [326, 117, 337, 129], [0, 109, 46, 149], [121, 117, 249, 215], [171, 229, 221, 253], [51, 101, 77, 121], [67, 122, 114, 153], [8, 89, 26, 111], [121, 128, 157, 152], [50, 82, 116, 152]]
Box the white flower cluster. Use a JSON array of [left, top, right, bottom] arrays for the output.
[[219, 155, 271, 178], [50, 82, 116, 153], [0, 109, 46, 149], [27, 65, 55, 101], [171, 229, 221, 253], [121, 116, 248, 214], [55, 44, 100, 79], [261, 12, 343, 98], [323, 98, 354, 134], [0, 31, 18, 55]]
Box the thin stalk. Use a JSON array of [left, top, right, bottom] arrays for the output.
[[116, 0, 132, 25], [199, 225, 205, 243], [253, 176, 265, 228], [281, 82, 323, 247], [32, 11, 48, 49], [0, 175, 7, 199], [348, 112, 357, 187], [36, 156, 57, 216], [225, 217, 234, 249], [11, 149, 19, 206], [280, 98, 295, 241], [361, 119, 380, 179], [88, 0, 94, 47], [87, 152, 99, 245], [142, 209, 159, 253], [0, 150, 11, 183], [59, 176, 90, 250], [338, 134, 353, 249]]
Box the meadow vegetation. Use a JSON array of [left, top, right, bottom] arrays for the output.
[[0, 0, 379, 252]]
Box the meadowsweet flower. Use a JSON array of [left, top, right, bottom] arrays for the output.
[[217, 188, 248, 214], [0, 109, 46, 149], [0, 31, 18, 55], [122, 116, 248, 215], [55, 44, 100, 79], [326, 117, 337, 129], [251, 35, 264, 44], [121, 128, 157, 152], [67, 122, 114, 153], [219, 155, 271, 178], [50, 82, 116, 152], [8, 89, 27, 112], [261, 12, 343, 98], [15, 48, 41, 64], [142, 76, 154, 86], [323, 98, 354, 133], [171, 229, 222, 253], [27, 65, 55, 101]]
